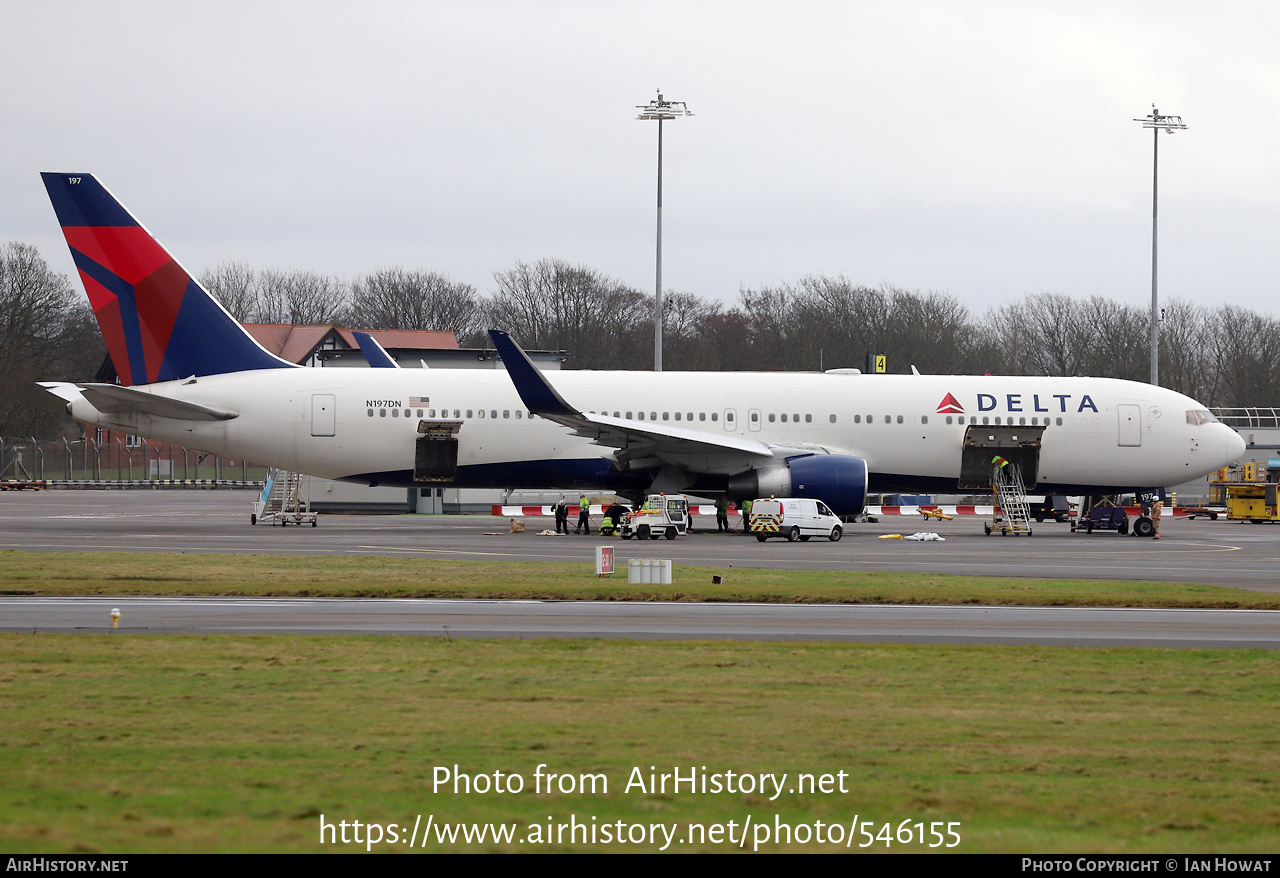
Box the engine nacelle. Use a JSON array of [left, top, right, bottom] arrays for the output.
[[726, 454, 868, 516]]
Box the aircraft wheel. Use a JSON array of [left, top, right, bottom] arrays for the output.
[[1118, 519, 1129, 535], [1133, 517, 1155, 538], [787, 526, 801, 542], [829, 526, 842, 542], [756, 534, 768, 542]]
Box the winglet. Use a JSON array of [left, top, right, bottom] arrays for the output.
[[352, 331, 400, 368], [488, 329, 578, 419]]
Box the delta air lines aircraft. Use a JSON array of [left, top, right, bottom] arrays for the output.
[[37, 173, 1244, 517]]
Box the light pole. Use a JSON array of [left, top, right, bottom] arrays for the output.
[[1133, 105, 1187, 386], [637, 90, 692, 372]]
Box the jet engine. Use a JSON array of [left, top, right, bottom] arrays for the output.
[[726, 454, 868, 516]]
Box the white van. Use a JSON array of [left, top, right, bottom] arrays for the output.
[[749, 498, 843, 542]]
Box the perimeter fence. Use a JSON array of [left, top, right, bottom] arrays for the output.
[[0, 436, 266, 486]]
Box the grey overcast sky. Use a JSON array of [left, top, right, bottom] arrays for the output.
[[3, 1, 1277, 316]]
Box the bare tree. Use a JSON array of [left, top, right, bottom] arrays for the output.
[[878, 286, 971, 375], [739, 278, 971, 374], [0, 242, 101, 437], [347, 268, 479, 341], [486, 258, 649, 368], [1159, 298, 1218, 404], [198, 261, 259, 322], [1078, 296, 1148, 380], [1209, 305, 1280, 407], [0, 242, 75, 359], [660, 291, 727, 370], [738, 283, 801, 370], [1016, 292, 1089, 376], [794, 276, 886, 370], [255, 269, 348, 325], [975, 293, 1146, 380]]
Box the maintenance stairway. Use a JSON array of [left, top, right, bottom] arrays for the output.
[[252, 468, 317, 526], [986, 463, 1033, 536]]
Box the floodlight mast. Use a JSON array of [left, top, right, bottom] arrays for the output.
[[1133, 105, 1187, 386], [637, 90, 692, 372]]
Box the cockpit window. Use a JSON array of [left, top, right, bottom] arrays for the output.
[[1186, 410, 1219, 425]]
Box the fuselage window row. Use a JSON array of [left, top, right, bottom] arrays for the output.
[[357, 407, 1067, 431]]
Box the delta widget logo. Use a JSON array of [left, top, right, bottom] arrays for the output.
[[936, 393, 964, 414]]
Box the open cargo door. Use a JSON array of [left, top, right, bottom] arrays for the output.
[[414, 420, 463, 482], [959, 424, 1045, 490]]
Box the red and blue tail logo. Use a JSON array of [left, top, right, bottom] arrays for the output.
[[41, 173, 295, 386]]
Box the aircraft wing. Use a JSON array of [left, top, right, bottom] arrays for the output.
[[40, 382, 239, 421], [488, 330, 774, 459]]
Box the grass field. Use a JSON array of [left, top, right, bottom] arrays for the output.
[[4, 550, 1278, 853], [2, 549, 1278, 608], [2, 634, 1278, 853]]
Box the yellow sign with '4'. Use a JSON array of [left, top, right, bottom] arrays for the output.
[[875, 355, 886, 373]]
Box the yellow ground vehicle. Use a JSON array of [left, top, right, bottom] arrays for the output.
[[1210, 463, 1280, 523]]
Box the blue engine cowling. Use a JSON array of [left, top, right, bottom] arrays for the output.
[[727, 454, 868, 517]]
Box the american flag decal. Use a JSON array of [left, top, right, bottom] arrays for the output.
[[410, 396, 430, 407]]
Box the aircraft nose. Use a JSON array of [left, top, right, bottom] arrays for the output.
[[1225, 426, 1246, 464]]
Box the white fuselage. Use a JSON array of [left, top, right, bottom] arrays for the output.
[[67, 367, 1244, 493]]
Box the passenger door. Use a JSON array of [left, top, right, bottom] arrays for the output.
[[1117, 404, 1141, 447], [311, 394, 335, 438]]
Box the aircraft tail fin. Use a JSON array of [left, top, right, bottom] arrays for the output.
[[40, 173, 297, 386]]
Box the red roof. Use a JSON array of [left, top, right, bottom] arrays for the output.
[[244, 324, 336, 364], [333, 328, 459, 351], [242, 324, 459, 365]]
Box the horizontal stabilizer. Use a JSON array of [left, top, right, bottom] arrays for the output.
[[75, 383, 238, 421], [37, 382, 85, 402]]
